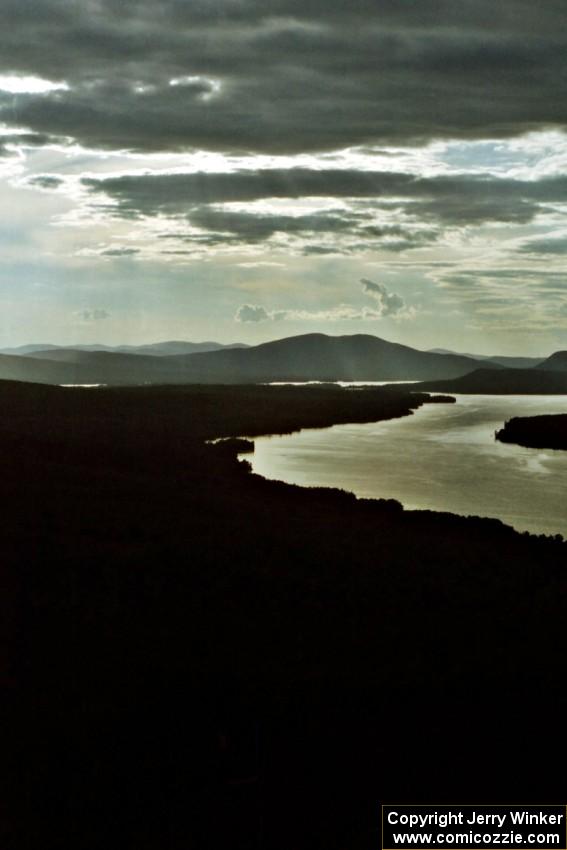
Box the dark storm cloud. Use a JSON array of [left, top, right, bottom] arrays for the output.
[[298, 230, 439, 256], [27, 174, 64, 189], [3, 133, 65, 147], [81, 170, 415, 210], [83, 169, 567, 230], [0, 133, 68, 158], [100, 247, 140, 256], [301, 245, 345, 256], [157, 231, 244, 249], [436, 268, 567, 300], [185, 207, 420, 246], [153, 205, 438, 253], [1, 1, 567, 154], [76, 308, 110, 322], [188, 207, 361, 240], [375, 238, 435, 253], [518, 237, 567, 255]]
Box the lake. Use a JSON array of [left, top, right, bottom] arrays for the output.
[[247, 394, 567, 537]]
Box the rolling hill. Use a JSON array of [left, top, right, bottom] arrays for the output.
[[536, 351, 567, 371], [416, 367, 567, 394], [0, 353, 85, 385], [161, 333, 505, 383]]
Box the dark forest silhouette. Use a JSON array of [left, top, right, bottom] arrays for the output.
[[5, 381, 566, 849]]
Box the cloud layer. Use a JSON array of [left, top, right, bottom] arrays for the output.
[[1, 2, 567, 351], [235, 279, 413, 323], [83, 169, 567, 227], [80, 168, 567, 257], [1, 1, 567, 153]]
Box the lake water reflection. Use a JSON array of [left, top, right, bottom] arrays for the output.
[[248, 394, 567, 537]]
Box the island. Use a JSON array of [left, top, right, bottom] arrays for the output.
[[496, 413, 567, 450]]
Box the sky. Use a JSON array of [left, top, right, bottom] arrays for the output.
[[1, 0, 567, 354]]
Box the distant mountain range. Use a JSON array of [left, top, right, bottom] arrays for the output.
[[0, 334, 563, 388], [0, 340, 248, 357], [428, 349, 544, 369], [0, 333, 507, 386]]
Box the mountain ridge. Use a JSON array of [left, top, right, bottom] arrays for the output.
[[143, 332, 505, 383], [0, 332, 547, 386]]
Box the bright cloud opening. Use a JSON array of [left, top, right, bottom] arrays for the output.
[[0, 75, 69, 94]]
